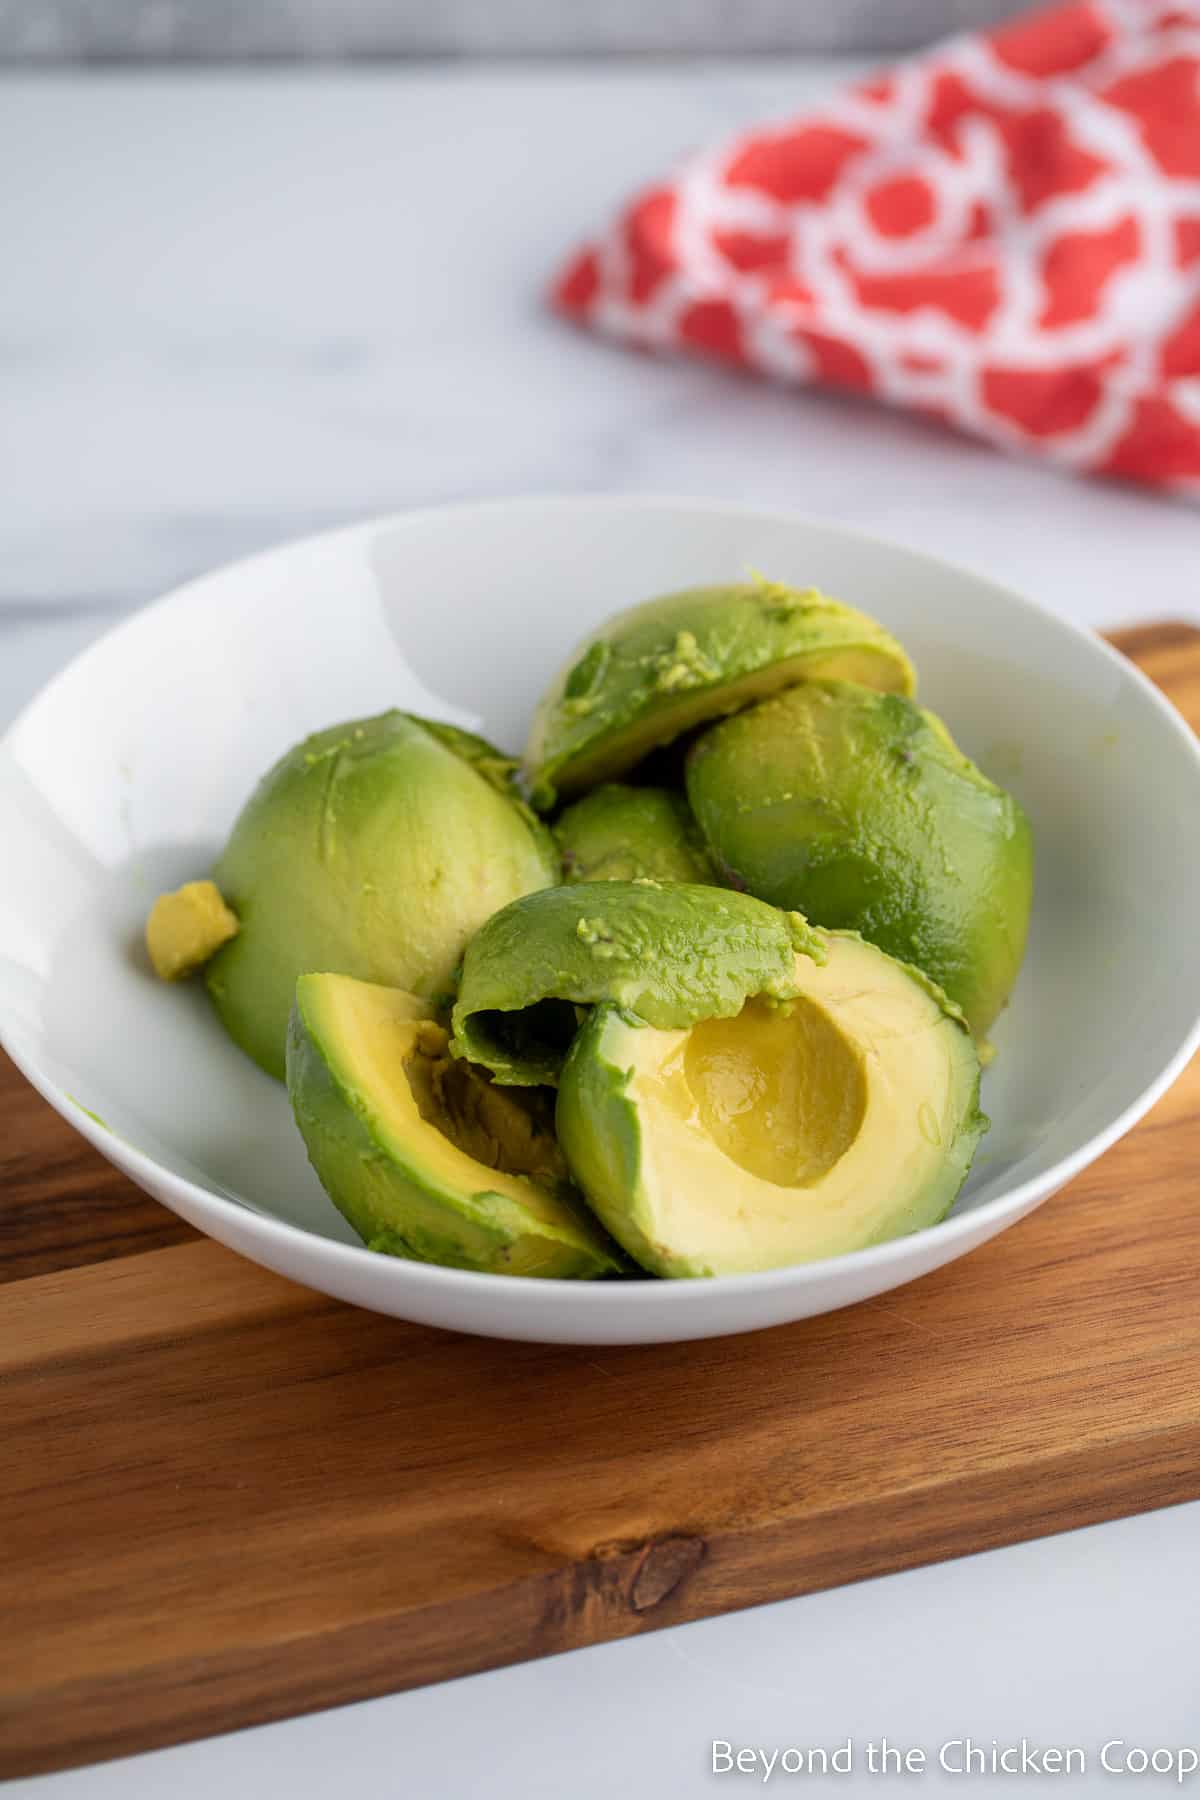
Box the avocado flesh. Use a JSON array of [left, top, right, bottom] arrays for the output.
[[686, 681, 1033, 1038], [146, 880, 239, 981], [287, 974, 620, 1278], [524, 580, 915, 807], [206, 710, 559, 1080], [451, 881, 824, 1087], [556, 934, 986, 1279], [556, 785, 715, 885]]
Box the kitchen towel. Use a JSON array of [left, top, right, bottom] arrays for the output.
[[553, 0, 1200, 494]]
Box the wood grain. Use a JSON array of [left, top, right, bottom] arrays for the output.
[[0, 1067, 196, 1284], [2, 619, 1199, 1778]]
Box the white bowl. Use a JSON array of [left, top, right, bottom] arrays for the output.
[[4, 496, 1199, 1344]]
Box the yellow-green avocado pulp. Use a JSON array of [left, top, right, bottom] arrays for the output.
[[556, 931, 986, 1279], [555, 785, 714, 885], [287, 974, 620, 1278], [524, 579, 915, 807], [451, 881, 821, 1087], [207, 711, 558, 1079], [686, 681, 1033, 1037]]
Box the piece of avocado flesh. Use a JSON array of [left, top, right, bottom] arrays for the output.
[[524, 579, 915, 807], [287, 974, 620, 1278], [204, 710, 558, 1081], [686, 680, 1033, 1038], [451, 881, 823, 1088], [556, 932, 986, 1279], [145, 880, 239, 981], [555, 785, 715, 884]]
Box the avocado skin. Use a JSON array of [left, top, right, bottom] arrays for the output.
[[206, 711, 559, 1080], [286, 981, 620, 1279], [686, 681, 1033, 1037], [524, 580, 915, 807], [555, 785, 715, 885], [452, 881, 820, 1087]]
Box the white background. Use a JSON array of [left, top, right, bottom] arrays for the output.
[[3, 65, 1199, 1798]]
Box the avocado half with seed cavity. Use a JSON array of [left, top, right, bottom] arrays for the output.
[[204, 710, 559, 1079], [555, 785, 715, 885], [523, 579, 915, 807], [686, 681, 1033, 1038], [557, 932, 986, 1279], [287, 975, 621, 1278], [451, 881, 821, 1087]]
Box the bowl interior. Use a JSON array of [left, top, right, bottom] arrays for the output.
[[3, 497, 1199, 1292]]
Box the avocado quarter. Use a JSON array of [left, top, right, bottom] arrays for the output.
[[198, 710, 559, 1080], [556, 931, 987, 1279], [523, 578, 915, 808], [287, 974, 621, 1279], [686, 680, 1033, 1038], [451, 880, 823, 1088], [555, 785, 715, 885]]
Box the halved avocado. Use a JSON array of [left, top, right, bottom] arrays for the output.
[[556, 785, 715, 885], [556, 932, 986, 1279], [523, 578, 915, 807], [287, 974, 620, 1278], [686, 681, 1033, 1038], [451, 881, 822, 1087]]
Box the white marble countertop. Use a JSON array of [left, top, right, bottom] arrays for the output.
[[3, 66, 1199, 1800]]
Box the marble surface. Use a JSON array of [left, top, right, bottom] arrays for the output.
[[3, 67, 1199, 1799], [2, 0, 1027, 60]]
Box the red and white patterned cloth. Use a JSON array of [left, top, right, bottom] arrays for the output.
[[553, 0, 1200, 494]]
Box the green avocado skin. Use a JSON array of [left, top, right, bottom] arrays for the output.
[[524, 581, 915, 807], [555, 785, 715, 885], [207, 711, 559, 1079], [451, 881, 819, 1086], [286, 988, 618, 1278], [686, 682, 1033, 1037]]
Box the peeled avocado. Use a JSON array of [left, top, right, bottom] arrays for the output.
[[524, 579, 915, 807], [686, 681, 1033, 1038], [147, 567, 1028, 1287], [287, 974, 620, 1277], [205, 710, 559, 1079], [557, 932, 986, 1279], [555, 785, 715, 885], [451, 881, 822, 1087]]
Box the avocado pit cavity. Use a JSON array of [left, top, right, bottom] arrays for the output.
[[404, 1019, 567, 1188], [679, 996, 867, 1188]]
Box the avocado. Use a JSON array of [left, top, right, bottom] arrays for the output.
[[452, 881, 822, 1087], [686, 681, 1033, 1038], [145, 880, 239, 980], [202, 711, 559, 1080], [416, 718, 528, 798], [556, 931, 986, 1278], [523, 578, 915, 807], [555, 785, 715, 885], [287, 974, 621, 1277]]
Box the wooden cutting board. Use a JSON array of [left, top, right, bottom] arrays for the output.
[[4, 620, 1200, 1780]]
